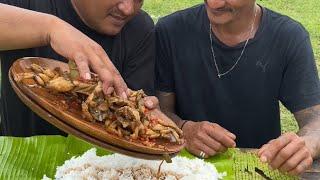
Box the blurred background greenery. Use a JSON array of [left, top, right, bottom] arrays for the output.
[[143, 0, 320, 133]]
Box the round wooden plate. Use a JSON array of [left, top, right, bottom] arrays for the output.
[[9, 57, 185, 158]]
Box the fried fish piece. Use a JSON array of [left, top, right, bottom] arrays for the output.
[[46, 77, 75, 92]]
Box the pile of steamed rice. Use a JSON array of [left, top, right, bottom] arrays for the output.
[[44, 148, 225, 180]]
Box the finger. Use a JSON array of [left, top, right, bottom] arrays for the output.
[[185, 142, 199, 157], [271, 138, 305, 170], [288, 156, 313, 175], [197, 131, 227, 152], [226, 132, 236, 140], [105, 86, 114, 95], [258, 139, 277, 157], [194, 141, 217, 158], [95, 48, 128, 98], [258, 143, 269, 156], [260, 133, 294, 163], [214, 125, 237, 144], [144, 96, 159, 110], [84, 50, 114, 95], [280, 147, 311, 172], [73, 53, 91, 80], [113, 74, 128, 98], [258, 145, 271, 163], [214, 124, 236, 140], [206, 124, 236, 148], [185, 140, 216, 158], [258, 140, 279, 163], [99, 70, 114, 95]]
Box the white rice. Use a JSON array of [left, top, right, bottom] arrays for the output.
[[47, 148, 225, 180]]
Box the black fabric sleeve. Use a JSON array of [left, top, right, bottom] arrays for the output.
[[155, 19, 175, 93], [0, 0, 56, 15], [279, 28, 320, 113], [0, 0, 30, 8]]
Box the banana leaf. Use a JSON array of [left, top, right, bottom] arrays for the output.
[[0, 135, 297, 180]]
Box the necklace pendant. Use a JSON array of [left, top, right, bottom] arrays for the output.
[[209, 6, 258, 80]]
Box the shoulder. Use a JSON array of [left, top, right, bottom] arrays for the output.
[[264, 8, 309, 42]]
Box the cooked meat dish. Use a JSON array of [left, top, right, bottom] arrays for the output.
[[15, 63, 183, 147]]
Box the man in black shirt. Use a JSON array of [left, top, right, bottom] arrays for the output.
[[0, 1, 155, 137], [155, 0, 320, 175]]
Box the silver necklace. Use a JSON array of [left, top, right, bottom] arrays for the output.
[[209, 7, 258, 78]]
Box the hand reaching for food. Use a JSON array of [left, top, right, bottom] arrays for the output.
[[48, 17, 128, 98], [182, 121, 236, 158]]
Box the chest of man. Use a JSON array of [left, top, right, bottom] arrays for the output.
[[174, 33, 287, 112]]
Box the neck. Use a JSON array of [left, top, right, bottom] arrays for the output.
[[211, 4, 260, 46]]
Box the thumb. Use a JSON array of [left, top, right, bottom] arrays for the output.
[[144, 96, 159, 110]]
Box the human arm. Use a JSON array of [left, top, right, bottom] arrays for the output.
[[156, 91, 236, 158], [0, 3, 127, 96], [258, 24, 320, 175]]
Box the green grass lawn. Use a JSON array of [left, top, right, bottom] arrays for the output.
[[143, 0, 320, 133]]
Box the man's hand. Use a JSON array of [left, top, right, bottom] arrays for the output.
[[155, 91, 236, 158], [183, 121, 236, 158], [0, 4, 128, 97], [48, 17, 128, 97], [258, 132, 313, 175]]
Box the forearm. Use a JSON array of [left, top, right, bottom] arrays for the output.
[[162, 110, 186, 129], [295, 105, 320, 158], [156, 91, 186, 128], [298, 123, 320, 158], [0, 3, 58, 50]]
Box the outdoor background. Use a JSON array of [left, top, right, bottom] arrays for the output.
[[0, 0, 319, 133], [143, 0, 320, 133]]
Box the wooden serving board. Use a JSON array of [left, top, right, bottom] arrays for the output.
[[9, 57, 185, 159]]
